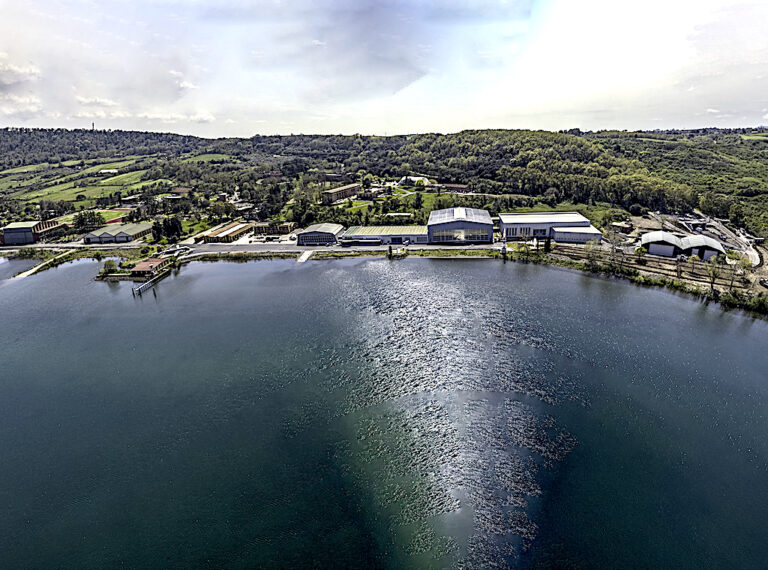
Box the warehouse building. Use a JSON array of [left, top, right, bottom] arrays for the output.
[[499, 212, 601, 243], [321, 183, 361, 205], [1, 220, 60, 245], [203, 222, 255, 243], [83, 222, 152, 244], [297, 223, 345, 246], [427, 207, 493, 244], [640, 231, 725, 261], [341, 225, 428, 245]]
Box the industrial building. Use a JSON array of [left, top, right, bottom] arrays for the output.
[[1, 220, 60, 245], [297, 223, 345, 246], [83, 222, 152, 244], [321, 183, 360, 205], [341, 225, 428, 245], [499, 212, 602, 243], [427, 208, 493, 244], [203, 222, 255, 243], [640, 231, 725, 261]]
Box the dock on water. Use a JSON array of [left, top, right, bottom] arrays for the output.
[[297, 250, 315, 263], [132, 268, 171, 296]]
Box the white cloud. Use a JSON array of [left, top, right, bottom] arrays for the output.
[[76, 96, 119, 107], [1, 0, 767, 135]]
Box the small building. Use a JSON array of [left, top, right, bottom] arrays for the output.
[[1, 220, 60, 245], [322, 183, 361, 205], [98, 169, 119, 174], [427, 207, 493, 244], [296, 223, 345, 246], [171, 187, 192, 197], [341, 225, 428, 246], [499, 212, 601, 243], [203, 222, 255, 243], [640, 231, 726, 261], [83, 222, 153, 244], [131, 257, 172, 279], [551, 226, 604, 243], [252, 221, 297, 235]]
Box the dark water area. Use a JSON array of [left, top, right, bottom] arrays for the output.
[[1, 258, 767, 568], [0, 257, 38, 281]]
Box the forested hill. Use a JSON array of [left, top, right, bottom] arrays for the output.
[[1, 126, 767, 236]]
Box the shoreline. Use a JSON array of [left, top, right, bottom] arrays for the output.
[[5, 246, 768, 318]]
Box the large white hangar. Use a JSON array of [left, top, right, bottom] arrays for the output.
[[640, 231, 725, 261], [296, 223, 345, 246], [499, 212, 602, 243], [427, 207, 493, 244]]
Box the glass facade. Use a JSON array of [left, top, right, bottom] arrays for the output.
[[431, 228, 490, 242]]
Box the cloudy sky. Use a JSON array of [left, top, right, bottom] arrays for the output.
[[1, 0, 767, 137]]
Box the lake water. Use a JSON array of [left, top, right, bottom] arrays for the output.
[[1, 257, 767, 568]]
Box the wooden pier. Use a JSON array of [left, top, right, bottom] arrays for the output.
[[131, 268, 171, 296]]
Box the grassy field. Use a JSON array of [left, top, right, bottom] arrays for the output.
[[741, 134, 768, 141], [56, 209, 128, 224], [182, 218, 212, 236], [182, 153, 230, 163], [99, 170, 146, 186]]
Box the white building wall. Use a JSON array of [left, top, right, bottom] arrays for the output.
[[551, 230, 601, 244], [501, 220, 590, 239]]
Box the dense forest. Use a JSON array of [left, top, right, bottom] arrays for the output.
[[1, 126, 767, 237]]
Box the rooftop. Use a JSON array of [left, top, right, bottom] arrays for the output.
[[428, 207, 492, 226], [552, 225, 603, 234], [641, 231, 725, 253], [88, 222, 152, 236], [344, 225, 428, 236], [323, 183, 360, 194], [301, 223, 345, 235], [132, 258, 167, 272], [3, 221, 39, 230], [499, 212, 590, 225]]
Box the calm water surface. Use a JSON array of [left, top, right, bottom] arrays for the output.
[[1, 258, 766, 568]]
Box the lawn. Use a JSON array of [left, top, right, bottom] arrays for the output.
[[99, 170, 147, 186], [182, 218, 212, 236], [182, 153, 231, 163], [56, 209, 127, 224]]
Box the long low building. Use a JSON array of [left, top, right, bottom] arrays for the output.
[[1, 220, 60, 245], [427, 207, 493, 244], [341, 225, 428, 245], [203, 222, 255, 243], [84, 222, 152, 244], [322, 183, 361, 205], [499, 212, 601, 243], [640, 231, 725, 261], [297, 223, 345, 246]]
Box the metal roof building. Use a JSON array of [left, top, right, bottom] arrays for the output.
[[83, 222, 153, 244], [499, 212, 600, 243], [427, 207, 493, 244], [297, 223, 345, 246], [341, 225, 428, 245], [640, 231, 725, 261], [1, 220, 60, 245]]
